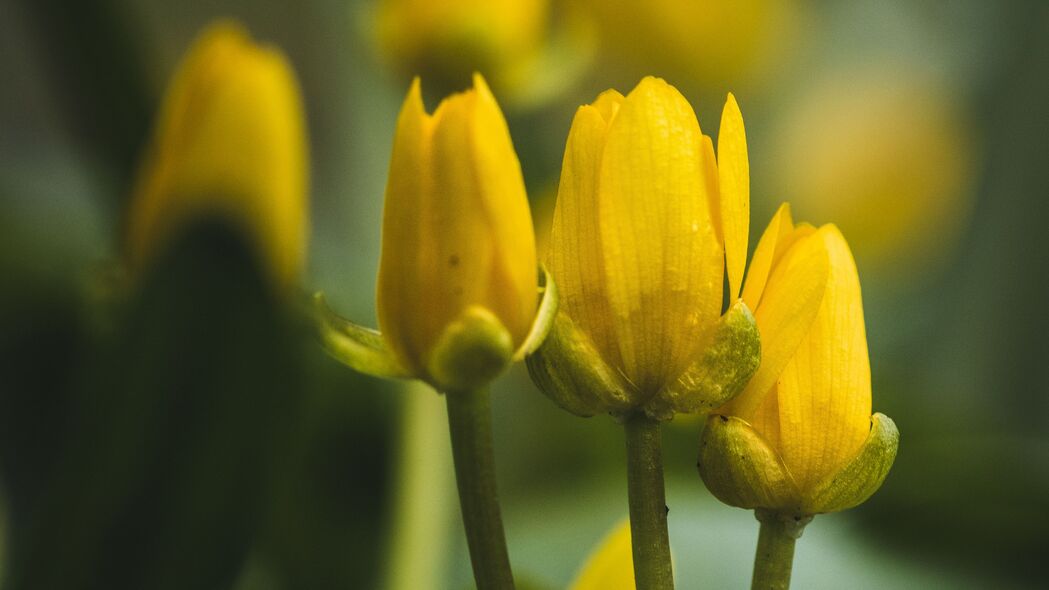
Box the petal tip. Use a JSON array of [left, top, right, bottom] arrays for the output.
[[471, 71, 495, 100], [725, 91, 741, 109], [403, 77, 428, 116]]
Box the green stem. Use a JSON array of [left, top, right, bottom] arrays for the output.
[[445, 387, 514, 590], [383, 382, 455, 590], [623, 412, 673, 590], [751, 510, 811, 590]]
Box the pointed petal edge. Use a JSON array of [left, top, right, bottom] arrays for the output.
[[314, 292, 411, 379], [514, 265, 559, 361]]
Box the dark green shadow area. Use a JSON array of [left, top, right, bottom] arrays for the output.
[[1, 221, 302, 590]]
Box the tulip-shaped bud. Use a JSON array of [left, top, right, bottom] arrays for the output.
[[527, 78, 759, 421], [698, 205, 899, 517], [315, 73, 552, 393], [313, 77, 556, 588], [376, 0, 548, 93], [126, 21, 308, 288]]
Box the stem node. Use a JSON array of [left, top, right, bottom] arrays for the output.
[[751, 510, 811, 590]]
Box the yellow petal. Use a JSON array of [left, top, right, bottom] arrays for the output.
[[775, 225, 872, 491], [744, 381, 783, 456], [377, 74, 536, 377], [741, 204, 792, 311], [570, 518, 634, 590], [465, 73, 538, 345], [376, 78, 432, 374], [726, 229, 829, 421], [597, 76, 723, 392], [548, 93, 622, 372], [592, 88, 626, 122], [718, 92, 750, 299], [127, 20, 308, 287], [700, 135, 722, 246]]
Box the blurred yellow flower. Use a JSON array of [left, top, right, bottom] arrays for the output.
[[569, 0, 800, 90], [376, 74, 538, 390], [126, 20, 309, 288], [376, 0, 548, 93], [769, 68, 975, 278], [529, 77, 759, 420], [699, 205, 898, 515], [570, 518, 634, 590]]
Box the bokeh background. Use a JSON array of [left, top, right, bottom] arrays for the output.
[[2, 0, 1048, 588]]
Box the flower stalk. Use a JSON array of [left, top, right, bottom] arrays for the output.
[[445, 387, 514, 589], [751, 510, 811, 590], [623, 413, 673, 590]]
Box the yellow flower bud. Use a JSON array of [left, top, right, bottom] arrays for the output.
[[699, 205, 898, 516], [376, 0, 548, 92], [570, 0, 800, 90], [769, 66, 974, 278], [529, 77, 758, 420], [376, 74, 538, 391], [125, 20, 309, 288]]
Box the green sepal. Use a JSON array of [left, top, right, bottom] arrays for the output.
[[648, 299, 761, 420], [525, 311, 636, 417], [426, 306, 514, 392], [697, 415, 800, 511], [803, 412, 899, 514], [512, 265, 559, 361], [312, 292, 410, 379]]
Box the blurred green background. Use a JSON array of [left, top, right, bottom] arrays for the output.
[[2, 0, 1048, 588]]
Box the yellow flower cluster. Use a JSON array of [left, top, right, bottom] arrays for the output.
[[128, 18, 897, 588]]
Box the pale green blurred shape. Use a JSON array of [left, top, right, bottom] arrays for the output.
[[486, 475, 1021, 590], [382, 383, 456, 590]]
